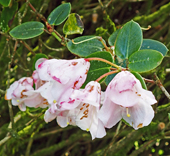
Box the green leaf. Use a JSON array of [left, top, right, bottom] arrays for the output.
[[47, 3, 71, 25], [128, 49, 163, 73], [67, 36, 105, 57], [82, 68, 110, 88], [168, 113, 170, 121], [63, 13, 84, 35], [115, 20, 143, 59], [32, 53, 48, 70], [104, 72, 117, 86], [9, 22, 44, 39], [131, 72, 147, 89], [0, 0, 11, 7], [140, 39, 168, 56], [108, 29, 120, 46], [82, 51, 113, 87], [86, 51, 113, 70], [0, 1, 18, 32]]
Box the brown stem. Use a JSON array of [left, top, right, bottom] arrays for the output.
[[20, 41, 35, 56], [96, 70, 118, 82], [86, 57, 121, 69]]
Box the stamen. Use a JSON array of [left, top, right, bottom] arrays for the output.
[[67, 122, 69, 125], [126, 108, 131, 117], [80, 115, 88, 120], [17, 99, 20, 102], [86, 128, 89, 132], [53, 100, 57, 103], [86, 104, 89, 108], [83, 109, 88, 115], [80, 107, 83, 110]]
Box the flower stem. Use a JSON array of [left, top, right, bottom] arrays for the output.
[[96, 70, 119, 82], [85, 57, 121, 70]]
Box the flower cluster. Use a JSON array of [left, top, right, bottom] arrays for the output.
[[5, 58, 157, 139]]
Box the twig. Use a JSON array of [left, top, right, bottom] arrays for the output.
[[0, 135, 11, 146], [154, 73, 170, 101], [6, 40, 14, 129], [40, 40, 65, 52], [25, 132, 35, 156], [20, 41, 35, 56], [0, 89, 5, 94], [0, 31, 16, 41]]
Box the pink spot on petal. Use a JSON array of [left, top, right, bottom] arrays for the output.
[[38, 62, 43, 69], [68, 99, 75, 104], [52, 76, 61, 83], [60, 101, 65, 105]]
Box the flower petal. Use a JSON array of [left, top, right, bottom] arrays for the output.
[[57, 116, 68, 128], [106, 71, 141, 107], [98, 97, 122, 128], [122, 100, 155, 129], [44, 108, 58, 123], [95, 120, 106, 139]]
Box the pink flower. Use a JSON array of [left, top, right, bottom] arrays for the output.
[[5, 77, 44, 111], [44, 81, 106, 139], [99, 71, 157, 130], [34, 58, 90, 105]]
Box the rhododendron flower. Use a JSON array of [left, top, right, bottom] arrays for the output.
[[33, 58, 90, 105], [5, 77, 44, 111], [99, 71, 157, 130], [44, 81, 106, 139]]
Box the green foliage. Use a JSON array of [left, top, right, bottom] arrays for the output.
[[115, 20, 143, 59], [82, 51, 113, 87], [1, 1, 170, 156], [141, 39, 168, 56], [0, 0, 11, 7], [67, 36, 104, 57], [9, 22, 44, 39], [128, 49, 163, 73], [131, 72, 147, 89], [63, 13, 84, 35], [0, 1, 18, 32], [47, 3, 71, 25], [108, 29, 120, 46]]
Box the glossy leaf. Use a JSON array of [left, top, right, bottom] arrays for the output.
[[140, 39, 168, 56], [67, 36, 104, 57], [0, 1, 18, 32], [82, 68, 110, 88], [47, 3, 71, 25], [108, 29, 120, 46], [86, 51, 113, 70], [0, 0, 11, 7], [104, 57, 127, 85], [128, 49, 163, 73], [115, 20, 143, 59], [63, 13, 84, 35], [9, 22, 44, 39], [32, 53, 48, 70], [104, 72, 117, 86], [82, 51, 113, 87], [131, 72, 147, 89]]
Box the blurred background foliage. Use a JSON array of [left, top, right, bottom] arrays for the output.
[[0, 0, 170, 155]]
